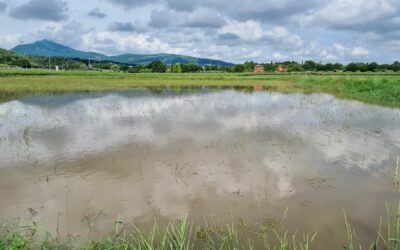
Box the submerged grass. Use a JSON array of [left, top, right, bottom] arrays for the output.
[[0, 71, 399, 108], [2, 157, 400, 249], [0, 208, 396, 250], [0, 217, 316, 250]]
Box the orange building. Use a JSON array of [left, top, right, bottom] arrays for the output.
[[276, 65, 289, 72], [254, 64, 264, 73]]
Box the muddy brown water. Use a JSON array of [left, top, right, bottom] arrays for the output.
[[0, 89, 399, 248]]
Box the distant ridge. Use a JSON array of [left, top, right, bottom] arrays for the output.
[[12, 40, 234, 66]]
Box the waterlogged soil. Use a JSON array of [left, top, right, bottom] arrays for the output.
[[0, 89, 399, 248]]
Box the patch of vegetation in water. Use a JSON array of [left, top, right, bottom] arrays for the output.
[[0, 71, 399, 107], [0, 204, 400, 250], [0, 215, 317, 250]]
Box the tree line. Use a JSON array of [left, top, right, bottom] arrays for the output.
[[2, 48, 399, 73], [134, 60, 400, 73], [232, 61, 400, 72]]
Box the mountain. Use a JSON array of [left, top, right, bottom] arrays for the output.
[[12, 40, 233, 66], [0, 47, 141, 69], [12, 40, 106, 60]]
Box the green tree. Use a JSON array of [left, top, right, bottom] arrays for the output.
[[346, 63, 358, 72], [333, 63, 344, 71], [172, 63, 182, 73], [11, 58, 31, 68], [368, 62, 379, 72], [264, 63, 276, 72], [379, 64, 390, 71], [150, 60, 167, 73], [288, 63, 304, 72], [243, 61, 255, 72], [128, 66, 141, 73], [303, 61, 317, 71], [390, 61, 400, 71], [187, 63, 202, 72], [233, 64, 245, 72], [324, 63, 335, 71], [79, 64, 89, 71], [111, 64, 120, 72], [120, 65, 129, 72]]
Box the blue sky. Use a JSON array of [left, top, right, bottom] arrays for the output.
[[0, 0, 399, 63]]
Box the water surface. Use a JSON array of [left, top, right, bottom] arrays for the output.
[[0, 89, 399, 248]]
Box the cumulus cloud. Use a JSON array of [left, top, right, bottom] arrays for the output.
[[272, 52, 286, 60], [351, 46, 369, 56], [32, 20, 86, 47], [0, 34, 23, 49], [88, 8, 107, 18], [333, 43, 349, 56], [10, 0, 69, 21], [219, 20, 303, 50], [1, 0, 400, 63], [108, 21, 135, 32], [264, 26, 304, 49], [314, 0, 399, 32], [82, 31, 171, 54]]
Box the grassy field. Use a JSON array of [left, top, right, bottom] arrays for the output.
[[0, 71, 399, 107]]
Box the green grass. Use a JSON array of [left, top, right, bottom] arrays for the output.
[[0, 206, 396, 250], [0, 71, 399, 108], [0, 217, 316, 250]]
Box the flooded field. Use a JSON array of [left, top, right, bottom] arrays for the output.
[[0, 89, 399, 248]]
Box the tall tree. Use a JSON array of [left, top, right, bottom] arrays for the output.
[[150, 60, 167, 73]]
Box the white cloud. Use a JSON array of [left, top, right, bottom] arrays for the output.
[[264, 26, 304, 48], [1, 0, 400, 63], [0, 34, 23, 49], [219, 21, 303, 50], [333, 43, 349, 56], [272, 52, 286, 60], [220, 20, 264, 42], [82, 31, 171, 54], [315, 0, 397, 28], [351, 46, 369, 56]]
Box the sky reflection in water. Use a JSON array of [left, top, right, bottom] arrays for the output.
[[0, 89, 399, 246]]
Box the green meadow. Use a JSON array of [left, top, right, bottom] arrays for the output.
[[0, 70, 399, 108]]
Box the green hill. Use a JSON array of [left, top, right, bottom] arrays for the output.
[[0, 48, 125, 70], [12, 40, 233, 66], [0, 48, 31, 68], [12, 40, 106, 60]]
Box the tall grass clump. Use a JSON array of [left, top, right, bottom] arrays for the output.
[[0, 216, 318, 250]]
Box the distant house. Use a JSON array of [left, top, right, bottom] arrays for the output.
[[276, 65, 289, 72], [254, 64, 264, 73]]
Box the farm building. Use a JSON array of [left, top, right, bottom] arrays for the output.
[[276, 65, 289, 72], [254, 64, 264, 73]]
